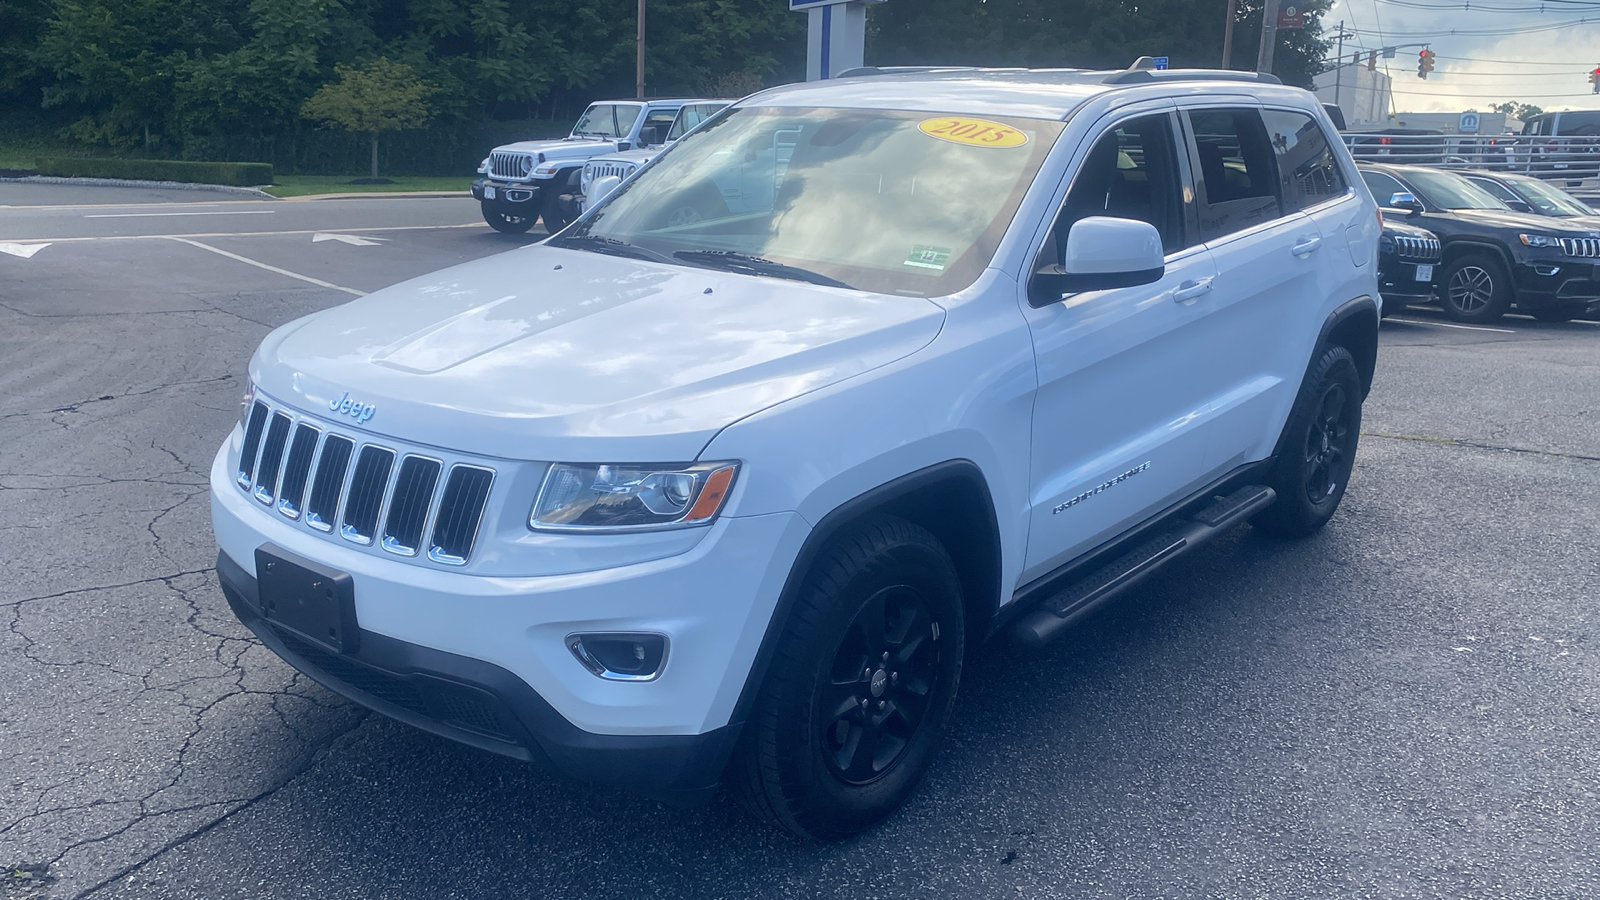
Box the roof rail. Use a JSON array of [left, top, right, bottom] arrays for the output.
[[1103, 69, 1283, 86], [834, 65, 983, 78]]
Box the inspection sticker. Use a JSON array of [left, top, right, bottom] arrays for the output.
[[904, 245, 953, 270], [918, 117, 1028, 148]]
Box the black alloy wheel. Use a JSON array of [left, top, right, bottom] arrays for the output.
[[1439, 254, 1512, 323], [818, 585, 942, 786], [1254, 345, 1363, 539], [482, 203, 534, 234], [734, 516, 964, 841]]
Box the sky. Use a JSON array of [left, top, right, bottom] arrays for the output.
[[1320, 0, 1600, 114]]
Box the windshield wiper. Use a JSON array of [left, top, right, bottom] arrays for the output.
[[673, 250, 853, 289], [551, 234, 676, 265]]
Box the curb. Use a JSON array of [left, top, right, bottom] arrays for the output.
[[277, 190, 469, 200], [0, 175, 276, 198]]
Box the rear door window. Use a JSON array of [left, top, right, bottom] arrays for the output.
[[1185, 108, 1283, 242], [1261, 109, 1349, 212]]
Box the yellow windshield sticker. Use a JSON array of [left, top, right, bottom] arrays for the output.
[[918, 117, 1028, 148]]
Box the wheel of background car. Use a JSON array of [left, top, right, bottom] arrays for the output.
[[540, 187, 574, 234], [647, 182, 730, 230], [1253, 345, 1363, 539], [1439, 254, 1512, 323], [481, 202, 534, 234], [1529, 304, 1581, 323], [732, 515, 964, 841]]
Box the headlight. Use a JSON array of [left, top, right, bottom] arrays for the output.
[[530, 462, 739, 532], [238, 380, 256, 428], [1520, 234, 1561, 248], [476, 157, 489, 174]]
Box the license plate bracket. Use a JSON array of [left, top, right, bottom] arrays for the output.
[[255, 544, 359, 654], [1414, 264, 1434, 282]]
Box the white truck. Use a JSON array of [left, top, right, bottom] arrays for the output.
[[214, 66, 1380, 840], [470, 98, 710, 233]]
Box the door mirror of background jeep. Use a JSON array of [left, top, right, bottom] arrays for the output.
[[589, 175, 623, 208], [1030, 216, 1165, 302], [1388, 192, 1423, 216]]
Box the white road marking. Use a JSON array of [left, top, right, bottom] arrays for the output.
[[167, 237, 366, 296], [84, 210, 277, 219], [1388, 318, 1517, 334], [0, 242, 50, 259], [312, 232, 386, 246], [0, 222, 486, 244]]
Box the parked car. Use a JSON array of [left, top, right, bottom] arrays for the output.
[[1462, 170, 1600, 223], [1359, 163, 1600, 323], [570, 100, 732, 219], [470, 99, 699, 234], [1514, 112, 1600, 184], [213, 66, 1379, 840], [1377, 217, 1441, 315]]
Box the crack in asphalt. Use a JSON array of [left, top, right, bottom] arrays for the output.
[[0, 375, 237, 425], [1363, 430, 1600, 464]]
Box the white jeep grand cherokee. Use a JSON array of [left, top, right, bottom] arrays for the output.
[[212, 66, 1380, 840]]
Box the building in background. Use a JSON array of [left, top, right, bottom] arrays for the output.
[[1313, 63, 1393, 128]]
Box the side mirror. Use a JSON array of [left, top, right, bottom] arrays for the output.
[[1388, 191, 1423, 216], [639, 126, 662, 147], [588, 175, 623, 208], [1030, 217, 1165, 306], [1506, 200, 1533, 213], [615, 140, 632, 152]]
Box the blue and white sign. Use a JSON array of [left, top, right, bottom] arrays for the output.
[[789, 0, 852, 9], [1152, 56, 1169, 70], [1458, 112, 1481, 134]]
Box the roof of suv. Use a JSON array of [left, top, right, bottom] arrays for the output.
[[745, 67, 1293, 121]]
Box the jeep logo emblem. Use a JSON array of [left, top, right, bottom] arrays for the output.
[[328, 391, 376, 425]]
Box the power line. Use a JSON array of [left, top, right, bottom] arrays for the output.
[[1379, 0, 1600, 10], [1377, 18, 1600, 35], [1386, 86, 1600, 96]]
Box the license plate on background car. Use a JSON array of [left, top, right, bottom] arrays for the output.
[[1415, 264, 1433, 281], [255, 545, 359, 654], [484, 186, 496, 200]]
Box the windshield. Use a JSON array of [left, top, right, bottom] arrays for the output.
[[557, 106, 1065, 295], [666, 103, 726, 142], [1405, 168, 1508, 210], [573, 103, 643, 139], [1512, 177, 1596, 216]]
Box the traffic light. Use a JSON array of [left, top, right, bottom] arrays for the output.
[[1417, 49, 1436, 79], [1591, 66, 1600, 93], [1368, 51, 1378, 71]]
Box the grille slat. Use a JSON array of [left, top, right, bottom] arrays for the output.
[[252, 413, 293, 504], [381, 457, 443, 556], [1559, 237, 1600, 258], [236, 402, 269, 487], [430, 466, 495, 565], [489, 151, 533, 179], [235, 400, 493, 564], [305, 435, 354, 532], [276, 425, 321, 518], [340, 446, 396, 545], [1392, 234, 1440, 262]]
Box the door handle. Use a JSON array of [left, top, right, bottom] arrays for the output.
[[1292, 235, 1323, 256], [1172, 277, 1214, 304]]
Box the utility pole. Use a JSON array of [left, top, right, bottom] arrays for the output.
[[1222, 0, 1238, 67], [1332, 21, 1348, 109], [1255, 0, 1279, 74], [635, 0, 646, 100]]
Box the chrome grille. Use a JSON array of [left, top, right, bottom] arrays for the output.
[[489, 151, 534, 180], [1392, 234, 1440, 262], [1558, 236, 1600, 258], [234, 400, 495, 565], [381, 456, 442, 556], [582, 160, 635, 190], [341, 446, 395, 545]]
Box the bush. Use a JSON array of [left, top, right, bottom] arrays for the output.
[[33, 157, 273, 186]]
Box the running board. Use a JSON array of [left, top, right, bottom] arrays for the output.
[[1011, 484, 1276, 648]]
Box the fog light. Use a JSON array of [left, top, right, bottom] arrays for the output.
[[566, 632, 668, 681], [1534, 264, 1561, 277]]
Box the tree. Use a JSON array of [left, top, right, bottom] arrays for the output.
[[301, 58, 436, 177], [1491, 101, 1544, 122]]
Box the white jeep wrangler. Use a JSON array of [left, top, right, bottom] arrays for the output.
[[576, 100, 731, 215], [213, 67, 1380, 840], [470, 98, 710, 234]]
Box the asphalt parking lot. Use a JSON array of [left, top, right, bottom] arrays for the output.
[[2, 182, 1597, 899]]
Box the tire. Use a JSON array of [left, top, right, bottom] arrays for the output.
[[541, 183, 574, 234], [1253, 345, 1363, 540], [482, 202, 534, 234], [1439, 253, 1512, 323], [733, 515, 965, 841], [1529, 304, 1580, 323], [647, 181, 729, 229]]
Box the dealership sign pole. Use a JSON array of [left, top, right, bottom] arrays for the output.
[[791, 0, 884, 81]]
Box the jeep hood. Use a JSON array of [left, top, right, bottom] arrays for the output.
[[251, 245, 945, 461], [493, 137, 617, 162], [1448, 207, 1596, 234]]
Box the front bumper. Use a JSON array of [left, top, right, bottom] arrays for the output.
[[210, 441, 811, 796], [470, 177, 544, 206], [1512, 257, 1600, 310], [1378, 257, 1438, 302]]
